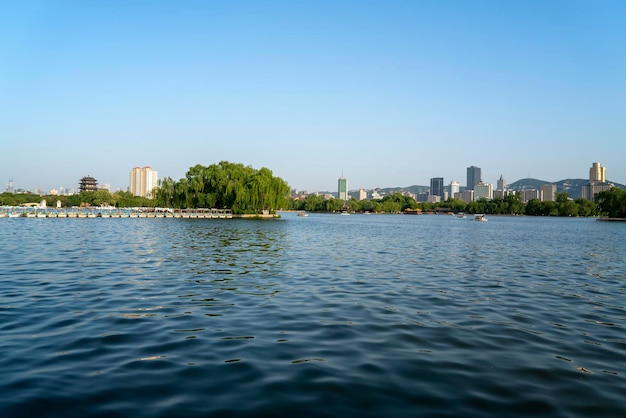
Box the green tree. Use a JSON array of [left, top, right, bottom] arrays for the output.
[[506, 193, 525, 215], [575, 198, 598, 217], [162, 162, 289, 214], [596, 187, 626, 218]]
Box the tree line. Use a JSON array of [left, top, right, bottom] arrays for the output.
[[0, 190, 154, 208], [292, 189, 626, 218]]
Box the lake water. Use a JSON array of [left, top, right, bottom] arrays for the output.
[[1, 214, 625, 417]]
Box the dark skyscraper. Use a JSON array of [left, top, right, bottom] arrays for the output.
[[430, 177, 444, 200], [466, 166, 481, 190]]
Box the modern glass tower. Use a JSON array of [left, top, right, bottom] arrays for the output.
[[338, 176, 348, 200], [466, 166, 481, 190], [430, 177, 444, 200]]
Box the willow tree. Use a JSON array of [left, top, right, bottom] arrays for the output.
[[596, 187, 626, 218], [153, 161, 289, 214]]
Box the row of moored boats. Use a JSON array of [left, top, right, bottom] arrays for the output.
[[0, 208, 233, 219]]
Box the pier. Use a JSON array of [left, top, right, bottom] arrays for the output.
[[0, 207, 233, 219]]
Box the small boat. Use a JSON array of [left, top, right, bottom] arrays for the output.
[[456, 212, 467, 219], [474, 214, 488, 222], [340, 211, 350, 216], [297, 211, 308, 217]]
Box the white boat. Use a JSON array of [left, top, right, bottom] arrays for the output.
[[474, 214, 488, 222], [297, 211, 308, 217], [456, 212, 467, 219]]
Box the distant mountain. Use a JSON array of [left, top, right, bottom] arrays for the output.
[[379, 185, 431, 195], [507, 178, 551, 190], [338, 179, 624, 200], [347, 185, 429, 199], [508, 178, 625, 199]]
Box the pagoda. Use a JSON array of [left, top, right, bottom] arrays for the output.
[[79, 175, 98, 193]]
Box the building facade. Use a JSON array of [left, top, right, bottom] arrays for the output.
[[519, 189, 541, 202], [130, 166, 158, 198], [449, 180, 460, 197], [582, 162, 612, 200], [473, 181, 493, 200], [541, 184, 556, 202], [466, 166, 481, 190], [338, 176, 348, 200], [455, 190, 474, 203], [430, 177, 444, 200], [589, 162, 606, 182], [582, 182, 612, 200], [497, 175, 507, 191], [492, 189, 508, 199]]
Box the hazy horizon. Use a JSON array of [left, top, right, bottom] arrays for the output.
[[2, 1, 625, 192]]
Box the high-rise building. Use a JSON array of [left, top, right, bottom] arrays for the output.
[[338, 176, 348, 200], [130, 166, 159, 198], [79, 175, 98, 193], [583, 162, 612, 200], [449, 180, 460, 197], [541, 184, 556, 202], [6, 178, 14, 193], [466, 166, 481, 190], [430, 177, 444, 200], [474, 181, 493, 200], [358, 188, 367, 201], [589, 162, 606, 182], [497, 175, 507, 191]]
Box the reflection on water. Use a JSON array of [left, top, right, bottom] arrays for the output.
[[0, 215, 625, 417]]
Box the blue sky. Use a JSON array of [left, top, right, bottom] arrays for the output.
[[1, 0, 624, 193]]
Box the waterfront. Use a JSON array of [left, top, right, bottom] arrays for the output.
[[0, 206, 233, 218], [1, 214, 625, 417]]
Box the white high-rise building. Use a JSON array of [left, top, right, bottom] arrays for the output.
[[449, 180, 460, 197], [474, 181, 493, 200], [130, 166, 158, 198], [497, 175, 507, 191]]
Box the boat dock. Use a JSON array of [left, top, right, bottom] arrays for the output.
[[0, 207, 233, 219]]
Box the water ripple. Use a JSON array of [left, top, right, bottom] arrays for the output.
[[1, 216, 625, 417]]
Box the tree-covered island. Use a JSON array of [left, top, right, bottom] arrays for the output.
[[153, 161, 290, 214]]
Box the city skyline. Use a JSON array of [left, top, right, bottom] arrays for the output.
[[3, 160, 620, 196], [1, 1, 625, 193]]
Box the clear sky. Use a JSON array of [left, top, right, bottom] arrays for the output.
[[1, 0, 625, 193]]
